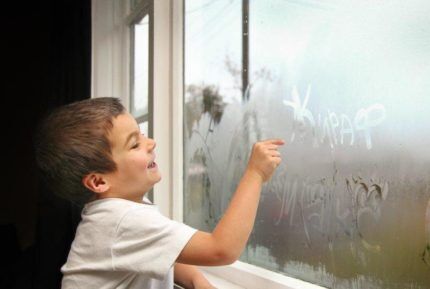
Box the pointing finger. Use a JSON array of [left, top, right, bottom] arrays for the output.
[[263, 139, 285, 146]]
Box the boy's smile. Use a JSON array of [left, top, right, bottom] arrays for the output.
[[95, 113, 161, 202]]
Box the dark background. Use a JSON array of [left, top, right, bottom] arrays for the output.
[[2, 0, 91, 288]]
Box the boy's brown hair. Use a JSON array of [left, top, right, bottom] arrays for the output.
[[34, 97, 125, 204]]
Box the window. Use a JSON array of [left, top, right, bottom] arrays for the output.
[[92, 0, 430, 287], [128, 1, 154, 204], [130, 6, 151, 136], [183, 1, 430, 289]]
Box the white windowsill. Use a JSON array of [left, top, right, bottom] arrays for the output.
[[200, 271, 245, 289], [200, 261, 326, 289], [175, 271, 244, 289]]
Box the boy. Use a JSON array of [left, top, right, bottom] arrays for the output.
[[34, 97, 284, 289]]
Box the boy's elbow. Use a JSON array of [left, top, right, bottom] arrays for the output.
[[212, 247, 240, 265]]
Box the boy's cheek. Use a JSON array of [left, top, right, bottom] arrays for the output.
[[135, 160, 149, 171], [127, 154, 149, 168], [140, 159, 152, 171]]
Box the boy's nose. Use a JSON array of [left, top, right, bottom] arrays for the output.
[[147, 138, 156, 151]]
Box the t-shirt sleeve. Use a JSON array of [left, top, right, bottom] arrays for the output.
[[111, 207, 197, 280]]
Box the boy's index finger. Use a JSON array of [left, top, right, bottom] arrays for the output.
[[263, 139, 285, 146]]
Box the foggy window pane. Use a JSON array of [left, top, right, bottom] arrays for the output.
[[184, 1, 430, 288]]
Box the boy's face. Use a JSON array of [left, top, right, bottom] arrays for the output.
[[102, 112, 161, 202]]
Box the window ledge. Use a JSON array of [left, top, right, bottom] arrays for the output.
[[200, 271, 245, 289], [200, 261, 327, 289], [174, 272, 244, 289]]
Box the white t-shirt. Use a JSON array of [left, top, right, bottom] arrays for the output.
[[61, 198, 197, 289]]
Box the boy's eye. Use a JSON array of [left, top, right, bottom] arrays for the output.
[[131, 142, 140, 149]]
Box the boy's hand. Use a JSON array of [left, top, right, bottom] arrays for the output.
[[192, 274, 217, 289], [193, 283, 217, 289], [246, 139, 285, 182], [174, 263, 217, 289]]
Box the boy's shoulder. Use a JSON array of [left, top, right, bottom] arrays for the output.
[[75, 198, 170, 244]]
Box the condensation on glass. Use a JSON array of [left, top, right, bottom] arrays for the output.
[[184, 0, 430, 288]]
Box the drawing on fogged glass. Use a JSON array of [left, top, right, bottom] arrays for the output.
[[183, 0, 430, 288]]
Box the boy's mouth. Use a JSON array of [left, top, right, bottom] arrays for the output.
[[147, 160, 157, 169]]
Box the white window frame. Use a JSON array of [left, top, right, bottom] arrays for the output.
[[91, 0, 326, 288]]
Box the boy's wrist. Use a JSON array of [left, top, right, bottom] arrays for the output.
[[244, 167, 265, 184]]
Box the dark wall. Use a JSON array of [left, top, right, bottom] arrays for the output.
[[2, 0, 91, 288]]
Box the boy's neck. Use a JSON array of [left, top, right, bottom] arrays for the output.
[[93, 193, 148, 204]]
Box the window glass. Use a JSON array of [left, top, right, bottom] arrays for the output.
[[139, 121, 148, 136], [131, 15, 149, 118], [130, 0, 144, 10], [184, 0, 241, 229], [130, 10, 152, 201], [184, 0, 430, 288]]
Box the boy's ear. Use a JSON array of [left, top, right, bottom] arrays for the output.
[[82, 173, 110, 194]]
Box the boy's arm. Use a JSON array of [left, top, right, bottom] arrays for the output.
[[177, 139, 284, 266], [174, 263, 216, 289]]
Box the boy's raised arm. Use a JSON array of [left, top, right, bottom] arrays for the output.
[[177, 139, 285, 266]]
